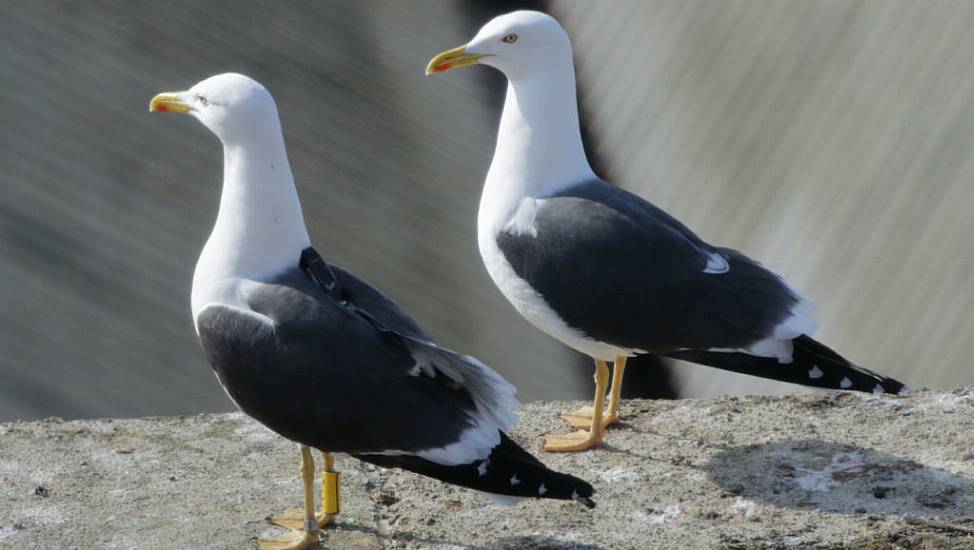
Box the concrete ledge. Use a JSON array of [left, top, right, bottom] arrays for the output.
[[2, 390, 973, 549]]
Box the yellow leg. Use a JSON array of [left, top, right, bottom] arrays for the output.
[[269, 452, 339, 532], [562, 356, 628, 429], [544, 359, 610, 452], [259, 446, 322, 550], [607, 356, 627, 423]]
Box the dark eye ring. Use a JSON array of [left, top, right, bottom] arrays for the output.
[[502, 33, 518, 44], [198, 95, 209, 106]]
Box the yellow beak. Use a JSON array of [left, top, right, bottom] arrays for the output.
[[149, 92, 191, 114], [425, 45, 487, 76]]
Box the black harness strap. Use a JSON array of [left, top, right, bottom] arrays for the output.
[[300, 247, 345, 303], [299, 247, 405, 347]]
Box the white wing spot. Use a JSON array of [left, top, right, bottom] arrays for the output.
[[840, 377, 853, 389], [703, 252, 729, 274], [406, 348, 438, 378], [477, 459, 489, 477], [808, 366, 824, 379], [510, 474, 521, 487], [538, 483, 547, 495], [571, 489, 579, 501], [873, 384, 885, 394]]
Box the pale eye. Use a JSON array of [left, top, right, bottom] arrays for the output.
[[197, 95, 209, 106], [502, 33, 518, 44]]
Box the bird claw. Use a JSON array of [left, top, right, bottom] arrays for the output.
[[258, 526, 319, 550], [543, 428, 603, 452], [269, 509, 333, 531], [561, 405, 619, 430]]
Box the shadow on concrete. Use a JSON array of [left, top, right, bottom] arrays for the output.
[[702, 439, 974, 517], [475, 536, 608, 550], [320, 525, 608, 550]]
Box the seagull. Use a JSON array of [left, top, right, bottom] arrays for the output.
[[149, 73, 594, 549], [427, 11, 908, 453]]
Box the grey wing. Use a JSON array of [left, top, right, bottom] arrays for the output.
[[197, 272, 516, 464], [496, 181, 808, 352]]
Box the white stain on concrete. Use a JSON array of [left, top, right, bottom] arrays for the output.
[[598, 467, 640, 483], [791, 452, 866, 492], [934, 393, 973, 411], [730, 498, 757, 518], [632, 504, 681, 525]]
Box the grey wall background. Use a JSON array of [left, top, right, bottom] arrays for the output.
[[0, 0, 588, 422], [1, 1, 971, 422], [555, 0, 974, 397]]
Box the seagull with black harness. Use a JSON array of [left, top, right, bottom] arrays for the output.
[[149, 73, 594, 550]]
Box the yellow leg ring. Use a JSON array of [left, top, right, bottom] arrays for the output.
[[323, 471, 340, 515]]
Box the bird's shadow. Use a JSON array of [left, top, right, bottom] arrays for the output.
[[702, 439, 974, 516], [314, 524, 608, 550], [473, 536, 608, 549]]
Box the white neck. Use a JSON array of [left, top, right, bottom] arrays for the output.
[[479, 63, 596, 235], [191, 126, 310, 321]]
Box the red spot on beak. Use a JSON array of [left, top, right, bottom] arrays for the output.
[[155, 103, 170, 112], [433, 63, 452, 73]]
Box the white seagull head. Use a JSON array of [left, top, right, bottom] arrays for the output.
[[150, 73, 309, 321], [426, 10, 572, 81], [149, 73, 279, 145], [427, 10, 595, 211]]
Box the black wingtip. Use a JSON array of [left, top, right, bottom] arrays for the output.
[[574, 494, 596, 509], [355, 433, 596, 506], [793, 335, 908, 395], [665, 335, 908, 396]]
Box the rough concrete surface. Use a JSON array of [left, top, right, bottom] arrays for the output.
[[1, 390, 973, 549]]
